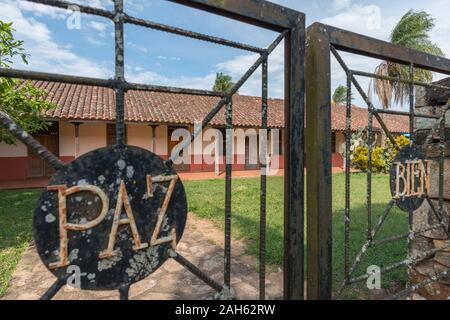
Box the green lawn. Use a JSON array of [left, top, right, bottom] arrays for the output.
[[186, 173, 408, 298], [0, 173, 408, 298], [0, 189, 41, 297]]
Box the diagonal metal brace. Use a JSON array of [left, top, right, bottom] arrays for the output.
[[0, 111, 64, 170]]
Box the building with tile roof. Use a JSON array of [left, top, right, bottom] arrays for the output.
[[0, 80, 409, 181]]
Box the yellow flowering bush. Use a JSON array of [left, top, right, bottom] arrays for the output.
[[352, 146, 369, 171], [351, 135, 410, 173]]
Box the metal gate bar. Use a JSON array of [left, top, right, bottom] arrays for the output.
[[224, 97, 233, 292], [331, 45, 450, 299], [306, 22, 450, 300], [0, 0, 306, 300], [260, 54, 268, 300]]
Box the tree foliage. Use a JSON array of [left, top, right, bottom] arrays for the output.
[[0, 20, 55, 144], [332, 85, 352, 104], [372, 10, 445, 109], [213, 72, 235, 93]]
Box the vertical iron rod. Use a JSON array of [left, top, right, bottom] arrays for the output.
[[406, 63, 415, 292], [408, 63, 415, 140], [439, 113, 445, 217], [167, 31, 286, 166], [224, 97, 233, 290], [367, 109, 373, 241], [114, 0, 125, 146], [119, 285, 130, 300], [344, 72, 352, 281], [259, 53, 268, 300]]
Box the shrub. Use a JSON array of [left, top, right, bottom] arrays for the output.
[[351, 135, 410, 173]]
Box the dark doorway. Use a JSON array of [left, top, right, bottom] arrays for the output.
[[28, 122, 59, 178]]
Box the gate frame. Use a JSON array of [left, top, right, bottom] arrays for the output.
[[305, 22, 450, 300], [0, 0, 306, 300]]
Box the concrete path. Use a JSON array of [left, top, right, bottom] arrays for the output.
[[1, 214, 282, 300], [0, 170, 286, 190]]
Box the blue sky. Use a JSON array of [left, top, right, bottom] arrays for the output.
[[1, 0, 449, 109]]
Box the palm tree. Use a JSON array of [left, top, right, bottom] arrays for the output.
[[373, 10, 445, 110], [332, 85, 350, 104], [213, 72, 235, 93]]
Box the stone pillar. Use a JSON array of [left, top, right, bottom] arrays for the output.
[[411, 81, 450, 299]]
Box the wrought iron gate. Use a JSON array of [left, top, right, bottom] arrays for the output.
[[305, 23, 450, 300], [0, 0, 306, 300]]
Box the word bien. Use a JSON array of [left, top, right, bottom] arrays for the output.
[[47, 175, 178, 270], [393, 160, 431, 199]]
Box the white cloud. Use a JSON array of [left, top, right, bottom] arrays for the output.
[[126, 35, 286, 98], [126, 41, 150, 54], [216, 43, 285, 97], [16, 0, 67, 19], [0, 0, 110, 78], [320, 4, 398, 108], [126, 66, 216, 91], [88, 21, 108, 32], [331, 0, 352, 11], [321, 4, 392, 40], [86, 35, 107, 46]]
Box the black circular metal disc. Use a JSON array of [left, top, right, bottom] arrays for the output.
[[389, 144, 426, 212], [34, 145, 187, 290]]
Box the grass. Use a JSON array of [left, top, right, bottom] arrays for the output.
[[185, 173, 408, 299], [0, 189, 41, 297], [0, 173, 408, 299]]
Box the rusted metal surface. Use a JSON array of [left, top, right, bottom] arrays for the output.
[[305, 22, 332, 300], [124, 14, 264, 54], [114, 0, 125, 147], [389, 145, 429, 212], [259, 54, 268, 300], [168, 0, 304, 31], [0, 68, 224, 96], [34, 145, 188, 291], [307, 22, 450, 300], [0, 0, 307, 300], [283, 18, 306, 301], [344, 72, 352, 283], [320, 23, 450, 74], [27, 0, 114, 19], [171, 250, 223, 292], [40, 279, 66, 301], [224, 98, 232, 293]]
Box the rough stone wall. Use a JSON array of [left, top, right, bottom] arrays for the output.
[[411, 86, 450, 299]]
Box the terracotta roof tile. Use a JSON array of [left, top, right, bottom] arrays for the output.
[[28, 80, 408, 133]]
